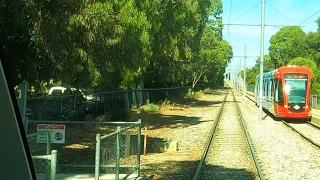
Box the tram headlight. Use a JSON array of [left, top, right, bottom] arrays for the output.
[[284, 84, 291, 94]]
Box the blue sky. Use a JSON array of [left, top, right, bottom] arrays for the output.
[[222, 0, 320, 74]]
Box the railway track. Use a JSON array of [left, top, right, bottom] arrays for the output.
[[192, 89, 264, 180], [282, 120, 320, 148], [237, 87, 320, 148]]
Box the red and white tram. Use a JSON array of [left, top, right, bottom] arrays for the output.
[[254, 66, 313, 120]]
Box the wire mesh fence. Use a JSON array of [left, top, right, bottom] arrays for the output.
[[95, 120, 142, 179], [27, 131, 57, 180], [26, 87, 192, 121], [25, 120, 142, 177]]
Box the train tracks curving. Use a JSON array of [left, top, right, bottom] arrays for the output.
[[192, 89, 264, 180]]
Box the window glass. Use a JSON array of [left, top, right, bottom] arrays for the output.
[[284, 73, 308, 103]]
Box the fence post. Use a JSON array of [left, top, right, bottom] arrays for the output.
[[51, 150, 57, 180], [137, 119, 141, 176], [125, 132, 131, 157], [95, 134, 101, 180], [44, 93, 47, 119], [46, 126, 51, 155], [60, 93, 63, 120], [18, 81, 28, 131], [116, 126, 121, 180]]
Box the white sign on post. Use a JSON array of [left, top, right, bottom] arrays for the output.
[[37, 124, 66, 144]]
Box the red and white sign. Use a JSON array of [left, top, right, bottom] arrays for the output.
[[37, 124, 65, 144]]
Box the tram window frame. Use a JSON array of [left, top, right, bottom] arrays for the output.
[[264, 78, 269, 96], [277, 78, 284, 105], [271, 79, 275, 100]]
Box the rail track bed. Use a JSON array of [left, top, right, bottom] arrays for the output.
[[194, 91, 261, 180], [235, 89, 320, 180], [282, 120, 320, 148]]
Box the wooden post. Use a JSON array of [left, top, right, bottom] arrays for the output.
[[143, 127, 147, 156]]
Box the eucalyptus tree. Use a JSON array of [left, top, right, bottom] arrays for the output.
[[66, 0, 152, 90], [0, 0, 55, 89], [196, 26, 232, 88], [269, 26, 309, 68]]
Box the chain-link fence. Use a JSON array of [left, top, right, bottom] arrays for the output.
[[26, 87, 192, 122], [95, 120, 141, 180], [27, 131, 57, 180], [26, 120, 142, 177]]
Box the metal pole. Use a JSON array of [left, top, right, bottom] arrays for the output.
[[51, 150, 57, 180], [239, 58, 242, 94], [244, 44, 247, 101], [259, 0, 266, 120], [19, 81, 28, 132], [137, 119, 141, 176], [46, 126, 51, 155], [95, 134, 101, 180], [238, 59, 241, 94], [116, 126, 121, 180]]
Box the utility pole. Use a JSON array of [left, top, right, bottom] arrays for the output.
[[239, 58, 241, 95], [243, 44, 247, 101], [259, 0, 266, 120]]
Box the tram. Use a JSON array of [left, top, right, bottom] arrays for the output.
[[254, 65, 313, 120]]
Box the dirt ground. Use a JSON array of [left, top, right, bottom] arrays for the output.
[[30, 89, 226, 179], [30, 87, 320, 179], [131, 91, 227, 179]]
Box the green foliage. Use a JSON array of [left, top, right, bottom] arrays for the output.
[[288, 57, 317, 73], [131, 105, 138, 110], [255, 55, 275, 72], [312, 82, 320, 96], [140, 103, 159, 113], [2, 0, 231, 93], [269, 26, 308, 68], [185, 89, 203, 100], [203, 88, 215, 94]]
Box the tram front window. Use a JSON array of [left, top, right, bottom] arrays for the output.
[[284, 74, 308, 103]]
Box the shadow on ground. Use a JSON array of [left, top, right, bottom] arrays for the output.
[[142, 160, 257, 180]]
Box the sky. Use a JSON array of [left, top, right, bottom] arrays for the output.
[[222, 0, 320, 75]]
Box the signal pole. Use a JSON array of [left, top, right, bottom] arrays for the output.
[[243, 44, 247, 101], [259, 0, 266, 120]]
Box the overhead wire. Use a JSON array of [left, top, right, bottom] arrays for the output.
[[299, 9, 320, 25], [228, 0, 233, 42], [231, 2, 260, 23], [265, 2, 295, 25]]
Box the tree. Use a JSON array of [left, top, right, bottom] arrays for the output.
[[269, 26, 308, 68]]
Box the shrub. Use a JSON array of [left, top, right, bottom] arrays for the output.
[[185, 89, 203, 100], [203, 88, 214, 94], [140, 103, 159, 113], [131, 104, 138, 109]]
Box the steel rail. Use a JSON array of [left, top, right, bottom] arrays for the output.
[[307, 121, 320, 130], [192, 92, 228, 180], [231, 88, 265, 180], [282, 120, 320, 148]]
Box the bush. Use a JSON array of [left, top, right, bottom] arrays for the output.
[[185, 89, 203, 100], [140, 103, 159, 113], [203, 88, 214, 94], [312, 82, 320, 96]]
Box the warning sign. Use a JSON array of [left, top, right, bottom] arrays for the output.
[[37, 124, 65, 144]]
